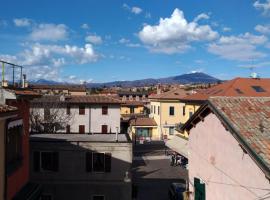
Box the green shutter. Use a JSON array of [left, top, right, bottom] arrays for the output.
[[194, 177, 205, 200]]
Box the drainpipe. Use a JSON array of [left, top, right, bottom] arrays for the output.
[[160, 102, 163, 140], [89, 105, 91, 134]]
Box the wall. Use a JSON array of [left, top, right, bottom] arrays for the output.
[[130, 126, 159, 140], [120, 105, 144, 115], [0, 119, 5, 200], [188, 113, 270, 200], [30, 140, 132, 200]]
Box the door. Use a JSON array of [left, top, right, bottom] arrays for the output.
[[101, 125, 108, 134], [194, 178, 205, 200]]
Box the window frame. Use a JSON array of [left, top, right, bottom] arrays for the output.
[[169, 106, 175, 116], [86, 152, 111, 173], [79, 125, 85, 134], [79, 105, 85, 115], [102, 106, 108, 115], [101, 125, 108, 134], [39, 151, 59, 172], [66, 105, 71, 115]]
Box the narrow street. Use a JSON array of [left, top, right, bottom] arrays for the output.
[[132, 141, 188, 200]]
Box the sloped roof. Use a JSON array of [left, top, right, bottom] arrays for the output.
[[0, 104, 18, 117], [182, 96, 270, 178], [30, 84, 86, 92], [149, 88, 188, 100], [32, 95, 121, 104], [182, 77, 270, 101], [130, 117, 157, 126]]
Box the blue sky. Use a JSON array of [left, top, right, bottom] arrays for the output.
[[0, 0, 270, 83]]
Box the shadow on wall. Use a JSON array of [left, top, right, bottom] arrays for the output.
[[29, 134, 132, 200]]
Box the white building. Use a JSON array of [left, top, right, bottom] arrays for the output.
[[181, 97, 270, 200], [30, 95, 121, 134]]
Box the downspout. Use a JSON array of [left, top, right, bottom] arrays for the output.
[[89, 105, 91, 134], [160, 102, 163, 140]]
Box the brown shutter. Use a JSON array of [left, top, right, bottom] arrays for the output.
[[79, 125, 85, 134], [105, 153, 111, 172], [101, 125, 107, 134], [86, 152, 92, 172], [79, 105, 85, 115], [33, 151, 40, 172], [67, 105, 70, 115]]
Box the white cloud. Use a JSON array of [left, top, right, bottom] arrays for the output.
[[138, 8, 218, 54], [222, 27, 231, 32], [30, 23, 68, 41], [255, 24, 270, 34], [254, 0, 270, 15], [13, 18, 31, 27], [119, 38, 130, 44], [131, 7, 143, 14], [85, 35, 103, 44], [145, 12, 151, 19], [208, 33, 268, 61], [81, 23, 90, 29], [123, 3, 143, 15], [193, 13, 210, 22]]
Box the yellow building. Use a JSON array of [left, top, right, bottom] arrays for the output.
[[129, 117, 159, 142], [120, 101, 145, 116], [149, 88, 189, 140]]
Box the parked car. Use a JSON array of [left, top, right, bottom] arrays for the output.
[[168, 182, 186, 200]]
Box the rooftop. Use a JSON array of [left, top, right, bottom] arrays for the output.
[[30, 133, 130, 143], [30, 84, 87, 92], [183, 96, 270, 178], [31, 95, 122, 104], [182, 77, 270, 101], [0, 104, 18, 115], [130, 117, 157, 126], [149, 88, 188, 100]]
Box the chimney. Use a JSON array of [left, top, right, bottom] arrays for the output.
[[157, 84, 161, 95], [22, 74, 27, 88]]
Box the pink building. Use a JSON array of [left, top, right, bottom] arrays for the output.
[[181, 97, 270, 200]]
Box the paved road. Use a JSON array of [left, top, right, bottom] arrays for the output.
[[132, 141, 188, 200]]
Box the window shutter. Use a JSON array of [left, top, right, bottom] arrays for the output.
[[52, 152, 59, 172], [105, 153, 111, 172], [33, 151, 40, 172], [86, 152, 92, 172]]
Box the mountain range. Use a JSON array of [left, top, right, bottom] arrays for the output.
[[30, 72, 220, 88]]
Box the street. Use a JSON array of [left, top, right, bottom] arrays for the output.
[[132, 141, 188, 200]]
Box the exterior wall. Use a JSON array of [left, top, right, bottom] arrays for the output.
[[69, 91, 87, 96], [189, 113, 270, 200], [6, 100, 30, 200], [129, 126, 159, 141], [30, 140, 132, 200], [120, 105, 144, 115], [0, 119, 5, 200]]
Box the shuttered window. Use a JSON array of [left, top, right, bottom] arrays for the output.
[[86, 152, 111, 173], [79, 125, 85, 134], [101, 125, 108, 134], [34, 151, 59, 172], [79, 105, 85, 115], [102, 106, 108, 115]]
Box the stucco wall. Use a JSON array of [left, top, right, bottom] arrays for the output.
[[189, 113, 270, 200]]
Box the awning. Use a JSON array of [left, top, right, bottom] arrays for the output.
[[165, 135, 188, 158]]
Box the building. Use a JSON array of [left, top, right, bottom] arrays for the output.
[[117, 91, 149, 102], [129, 117, 158, 142], [0, 104, 18, 200], [30, 84, 87, 96], [30, 133, 132, 200], [181, 97, 270, 200], [149, 88, 188, 139], [0, 88, 41, 200], [30, 95, 121, 134]]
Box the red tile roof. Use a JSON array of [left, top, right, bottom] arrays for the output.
[[30, 84, 86, 92], [121, 101, 145, 106], [182, 78, 270, 101], [149, 88, 188, 100], [130, 117, 157, 126], [0, 104, 18, 116]]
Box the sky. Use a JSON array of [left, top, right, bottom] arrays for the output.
[[0, 0, 270, 83]]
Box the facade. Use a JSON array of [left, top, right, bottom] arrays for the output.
[[0, 88, 41, 200], [129, 117, 158, 141], [30, 95, 121, 134], [30, 133, 133, 200], [149, 88, 188, 139], [182, 97, 270, 200]]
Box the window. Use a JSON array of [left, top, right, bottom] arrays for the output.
[[169, 106, 174, 116], [7, 125, 23, 174], [154, 106, 156, 114], [101, 125, 108, 134], [79, 105, 85, 115], [189, 111, 193, 118], [102, 106, 108, 115], [235, 88, 243, 94], [79, 125, 85, 134], [66, 125, 70, 133], [151, 105, 153, 113], [86, 152, 111, 173], [92, 195, 105, 200], [251, 85, 266, 92], [130, 107, 134, 114], [158, 106, 160, 115], [169, 127, 174, 135], [33, 151, 59, 172], [66, 105, 70, 115], [183, 106, 186, 116]]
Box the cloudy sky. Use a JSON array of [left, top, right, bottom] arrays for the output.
[[0, 0, 270, 83]]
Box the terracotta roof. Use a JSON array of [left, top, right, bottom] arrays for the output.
[[30, 84, 86, 92], [0, 104, 17, 116], [149, 88, 188, 100], [32, 95, 121, 104], [121, 101, 145, 106], [130, 117, 157, 126], [13, 90, 41, 96], [183, 96, 270, 178], [182, 77, 270, 101]]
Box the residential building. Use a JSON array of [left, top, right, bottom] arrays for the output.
[[181, 97, 270, 200], [117, 91, 149, 102], [129, 117, 158, 142], [30, 133, 132, 200], [30, 84, 87, 96], [0, 88, 41, 200], [149, 88, 188, 139], [0, 104, 18, 200], [30, 95, 121, 134]]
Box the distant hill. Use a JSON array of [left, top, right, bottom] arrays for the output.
[[29, 72, 220, 88]]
